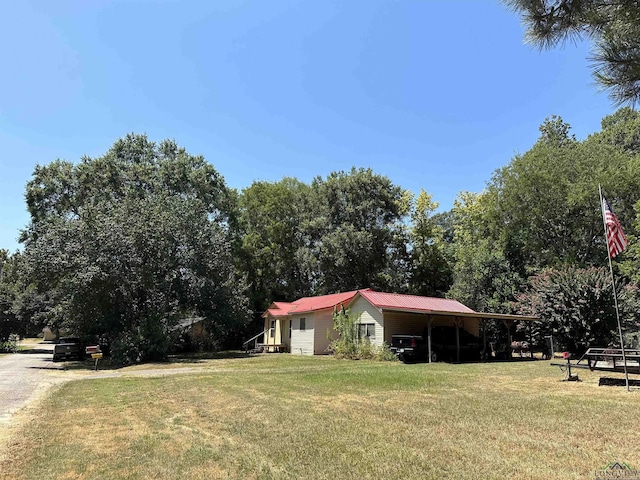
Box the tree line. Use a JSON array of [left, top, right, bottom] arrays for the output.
[[2, 109, 640, 363]]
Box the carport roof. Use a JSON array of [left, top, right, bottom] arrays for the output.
[[354, 290, 538, 321], [358, 290, 474, 314], [456, 311, 538, 322]]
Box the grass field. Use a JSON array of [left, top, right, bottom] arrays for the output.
[[1, 355, 639, 479]]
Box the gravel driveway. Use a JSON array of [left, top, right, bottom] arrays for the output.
[[0, 343, 66, 428], [0, 341, 215, 456], [0, 342, 207, 430]]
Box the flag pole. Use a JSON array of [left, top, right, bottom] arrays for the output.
[[599, 185, 630, 391]]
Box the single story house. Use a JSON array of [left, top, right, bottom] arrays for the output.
[[261, 289, 537, 360]]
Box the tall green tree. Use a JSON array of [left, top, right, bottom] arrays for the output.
[[22, 134, 250, 364], [448, 191, 523, 313], [447, 109, 640, 357], [597, 107, 640, 155], [0, 250, 20, 345], [489, 115, 639, 270], [408, 190, 452, 297], [237, 169, 415, 317], [312, 167, 411, 293], [505, 0, 640, 105], [238, 178, 315, 319], [0, 250, 46, 345]]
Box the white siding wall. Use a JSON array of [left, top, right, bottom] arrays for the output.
[[349, 296, 385, 348], [290, 313, 315, 355], [314, 309, 337, 354]]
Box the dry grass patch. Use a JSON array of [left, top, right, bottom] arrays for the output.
[[1, 356, 640, 479]]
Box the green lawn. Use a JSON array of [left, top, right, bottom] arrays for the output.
[[2, 355, 639, 480]]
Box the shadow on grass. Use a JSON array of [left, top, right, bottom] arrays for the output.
[[57, 350, 255, 371], [598, 376, 640, 387], [27, 364, 65, 371], [489, 356, 546, 362], [166, 351, 253, 363], [402, 356, 547, 365]]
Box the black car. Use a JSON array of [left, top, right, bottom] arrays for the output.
[[390, 335, 427, 363]]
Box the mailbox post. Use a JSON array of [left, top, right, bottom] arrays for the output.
[[85, 345, 103, 371]]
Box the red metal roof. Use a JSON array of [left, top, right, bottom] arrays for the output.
[[265, 301, 294, 318], [264, 289, 371, 317], [289, 289, 366, 314], [264, 289, 536, 320], [357, 290, 475, 314], [266, 288, 475, 316]]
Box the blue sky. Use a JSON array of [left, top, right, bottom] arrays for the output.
[[0, 0, 615, 252]]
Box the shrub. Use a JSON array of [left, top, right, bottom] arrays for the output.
[[374, 342, 398, 362], [624, 331, 640, 349], [110, 322, 172, 366], [330, 307, 359, 359], [329, 308, 397, 361], [0, 334, 19, 353], [515, 266, 627, 353]]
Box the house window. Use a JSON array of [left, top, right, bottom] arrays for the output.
[[270, 320, 275, 337], [358, 323, 375, 340], [300, 318, 306, 331]]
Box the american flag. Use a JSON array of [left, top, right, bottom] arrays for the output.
[[602, 197, 628, 258]]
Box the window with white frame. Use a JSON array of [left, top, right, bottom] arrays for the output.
[[358, 323, 375, 340], [270, 319, 275, 337], [300, 317, 306, 331]]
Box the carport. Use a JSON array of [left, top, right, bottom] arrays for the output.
[[347, 290, 539, 363], [377, 308, 539, 363], [421, 311, 539, 363]]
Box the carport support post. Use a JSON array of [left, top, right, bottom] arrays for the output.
[[455, 317, 461, 363], [503, 319, 514, 359], [427, 317, 433, 364], [482, 319, 487, 361]]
